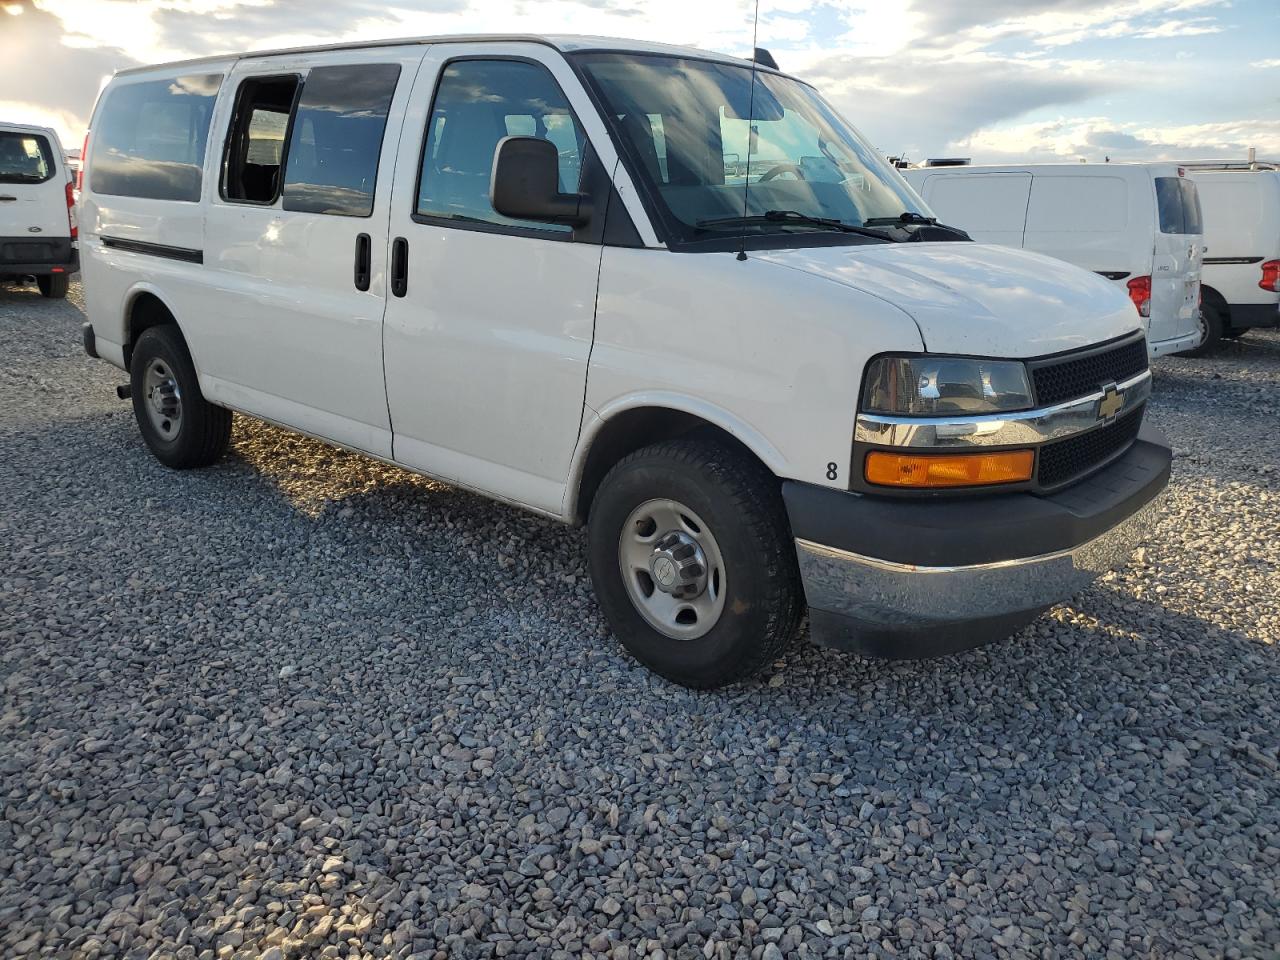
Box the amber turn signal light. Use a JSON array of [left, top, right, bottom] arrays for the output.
[[865, 449, 1035, 488]]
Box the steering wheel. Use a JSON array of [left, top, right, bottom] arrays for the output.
[[759, 163, 806, 182]]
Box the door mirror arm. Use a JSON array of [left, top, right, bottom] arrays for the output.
[[490, 136, 591, 228]]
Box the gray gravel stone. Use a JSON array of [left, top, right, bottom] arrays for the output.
[[0, 280, 1277, 960]]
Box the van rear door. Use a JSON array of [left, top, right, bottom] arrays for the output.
[[0, 129, 67, 245], [1150, 175, 1203, 347]]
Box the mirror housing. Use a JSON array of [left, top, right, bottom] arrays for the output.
[[490, 136, 590, 227]]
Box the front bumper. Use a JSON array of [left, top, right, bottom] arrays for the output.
[[785, 422, 1172, 659]]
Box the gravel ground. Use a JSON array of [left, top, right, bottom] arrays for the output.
[[1, 279, 1277, 960]]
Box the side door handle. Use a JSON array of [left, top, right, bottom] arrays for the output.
[[0, 196, 16, 202], [390, 236, 408, 298], [354, 233, 371, 291]]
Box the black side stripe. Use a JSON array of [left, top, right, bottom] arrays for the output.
[[101, 236, 203, 264], [1204, 256, 1264, 265]]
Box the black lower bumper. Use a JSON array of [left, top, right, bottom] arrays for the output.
[[1227, 302, 1279, 330], [0, 236, 78, 277], [785, 422, 1173, 658]]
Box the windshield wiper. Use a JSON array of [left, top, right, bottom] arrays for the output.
[[864, 212, 936, 226], [696, 210, 895, 241]]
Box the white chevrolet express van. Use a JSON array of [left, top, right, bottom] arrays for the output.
[[0, 121, 77, 298], [80, 36, 1172, 688], [1184, 163, 1280, 347], [903, 163, 1205, 357]]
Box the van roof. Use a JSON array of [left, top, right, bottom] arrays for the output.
[[909, 162, 1183, 177], [111, 34, 768, 78], [0, 121, 61, 141]]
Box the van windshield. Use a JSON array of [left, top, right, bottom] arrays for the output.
[[0, 131, 55, 184], [574, 53, 927, 247]]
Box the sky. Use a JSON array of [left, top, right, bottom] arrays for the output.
[[1, 0, 1277, 163]]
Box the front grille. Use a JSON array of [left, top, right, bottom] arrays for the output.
[[1038, 407, 1144, 488], [1031, 337, 1148, 407]]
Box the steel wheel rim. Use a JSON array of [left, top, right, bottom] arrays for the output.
[[618, 498, 727, 640], [143, 357, 182, 441]]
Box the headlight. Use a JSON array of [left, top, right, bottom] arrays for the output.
[[863, 355, 1033, 416]]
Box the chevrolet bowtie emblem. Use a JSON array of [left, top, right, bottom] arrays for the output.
[[1097, 383, 1124, 422]]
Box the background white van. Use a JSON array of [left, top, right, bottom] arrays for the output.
[[903, 163, 1204, 357], [1184, 163, 1280, 347], [0, 121, 77, 298]]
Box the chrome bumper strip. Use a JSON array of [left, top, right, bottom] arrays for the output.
[[794, 493, 1161, 630], [854, 369, 1151, 448]]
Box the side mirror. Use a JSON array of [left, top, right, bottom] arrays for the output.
[[490, 136, 590, 227]]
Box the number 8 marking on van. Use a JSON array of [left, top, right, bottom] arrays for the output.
[[826, 462, 839, 481]]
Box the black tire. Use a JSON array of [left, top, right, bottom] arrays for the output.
[[587, 437, 803, 688], [37, 273, 69, 299], [1182, 303, 1223, 356], [130, 325, 231, 469], [1220, 324, 1246, 340]]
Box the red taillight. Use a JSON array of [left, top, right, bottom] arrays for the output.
[[77, 133, 87, 192], [65, 179, 78, 240], [1127, 275, 1152, 318], [1261, 260, 1280, 293]]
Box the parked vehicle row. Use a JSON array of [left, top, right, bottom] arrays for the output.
[[0, 121, 77, 298], [74, 35, 1173, 687], [903, 163, 1206, 357], [1184, 162, 1280, 350]]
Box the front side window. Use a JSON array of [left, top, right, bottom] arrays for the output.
[[90, 74, 222, 201], [574, 53, 928, 248], [222, 75, 300, 204], [416, 59, 586, 234], [0, 132, 54, 184], [282, 63, 401, 217]]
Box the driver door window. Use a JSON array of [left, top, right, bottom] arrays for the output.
[[415, 59, 585, 234]]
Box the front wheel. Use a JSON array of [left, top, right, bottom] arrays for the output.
[[130, 325, 231, 469], [587, 438, 803, 688]]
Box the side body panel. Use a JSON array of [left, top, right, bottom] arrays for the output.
[[197, 46, 426, 459], [382, 42, 632, 516], [80, 64, 236, 367], [1191, 170, 1280, 312], [582, 248, 925, 497], [904, 171, 1031, 248]]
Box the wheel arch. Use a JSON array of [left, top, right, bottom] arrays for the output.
[[1200, 283, 1230, 322], [121, 286, 186, 370], [565, 395, 787, 525]]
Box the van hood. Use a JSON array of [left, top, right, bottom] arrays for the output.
[[757, 242, 1142, 358]]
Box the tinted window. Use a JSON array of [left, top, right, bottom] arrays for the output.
[[416, 59, 585, 234], [1180, 179, 1203, 235], [91, 74, 222, 202], [1155, 176, 1202, 235], [222, 75, 300, 204], [0, 132, 55, 184], [282, 63, 401, 217]]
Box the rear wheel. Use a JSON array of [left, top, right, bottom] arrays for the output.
[[37, 274, 68, 299], [130, 325, 231, 469], [1182, 302, 1223, 357], [587, 437, 803, 688]]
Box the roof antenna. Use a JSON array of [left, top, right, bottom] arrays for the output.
[[737, 0, 762, 263]]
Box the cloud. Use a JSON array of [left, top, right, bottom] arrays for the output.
[[958, 116, 1280, 162], [0, 1, 137, 142], [1252, 59, 1280, 69]]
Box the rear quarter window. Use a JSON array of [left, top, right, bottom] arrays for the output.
[[0, 131, 55, 184], [91, 74, 222, 202]]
